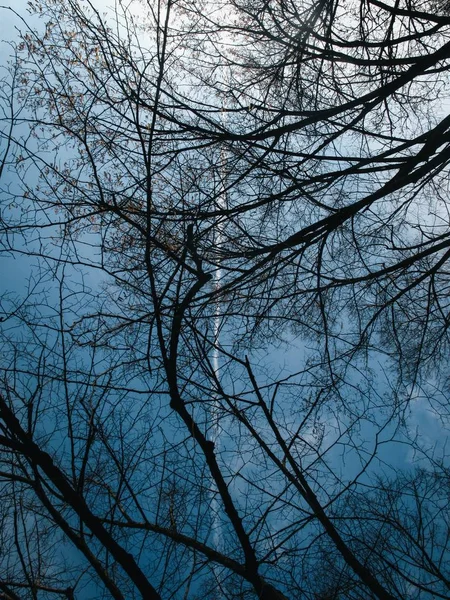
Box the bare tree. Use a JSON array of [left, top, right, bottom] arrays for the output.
[[1, 0, 450, 598]]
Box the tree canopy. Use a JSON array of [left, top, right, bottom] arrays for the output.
[[1, 0, 450, 598]]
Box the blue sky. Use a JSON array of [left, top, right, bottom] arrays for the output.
[[1, 2, 449, 597]]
